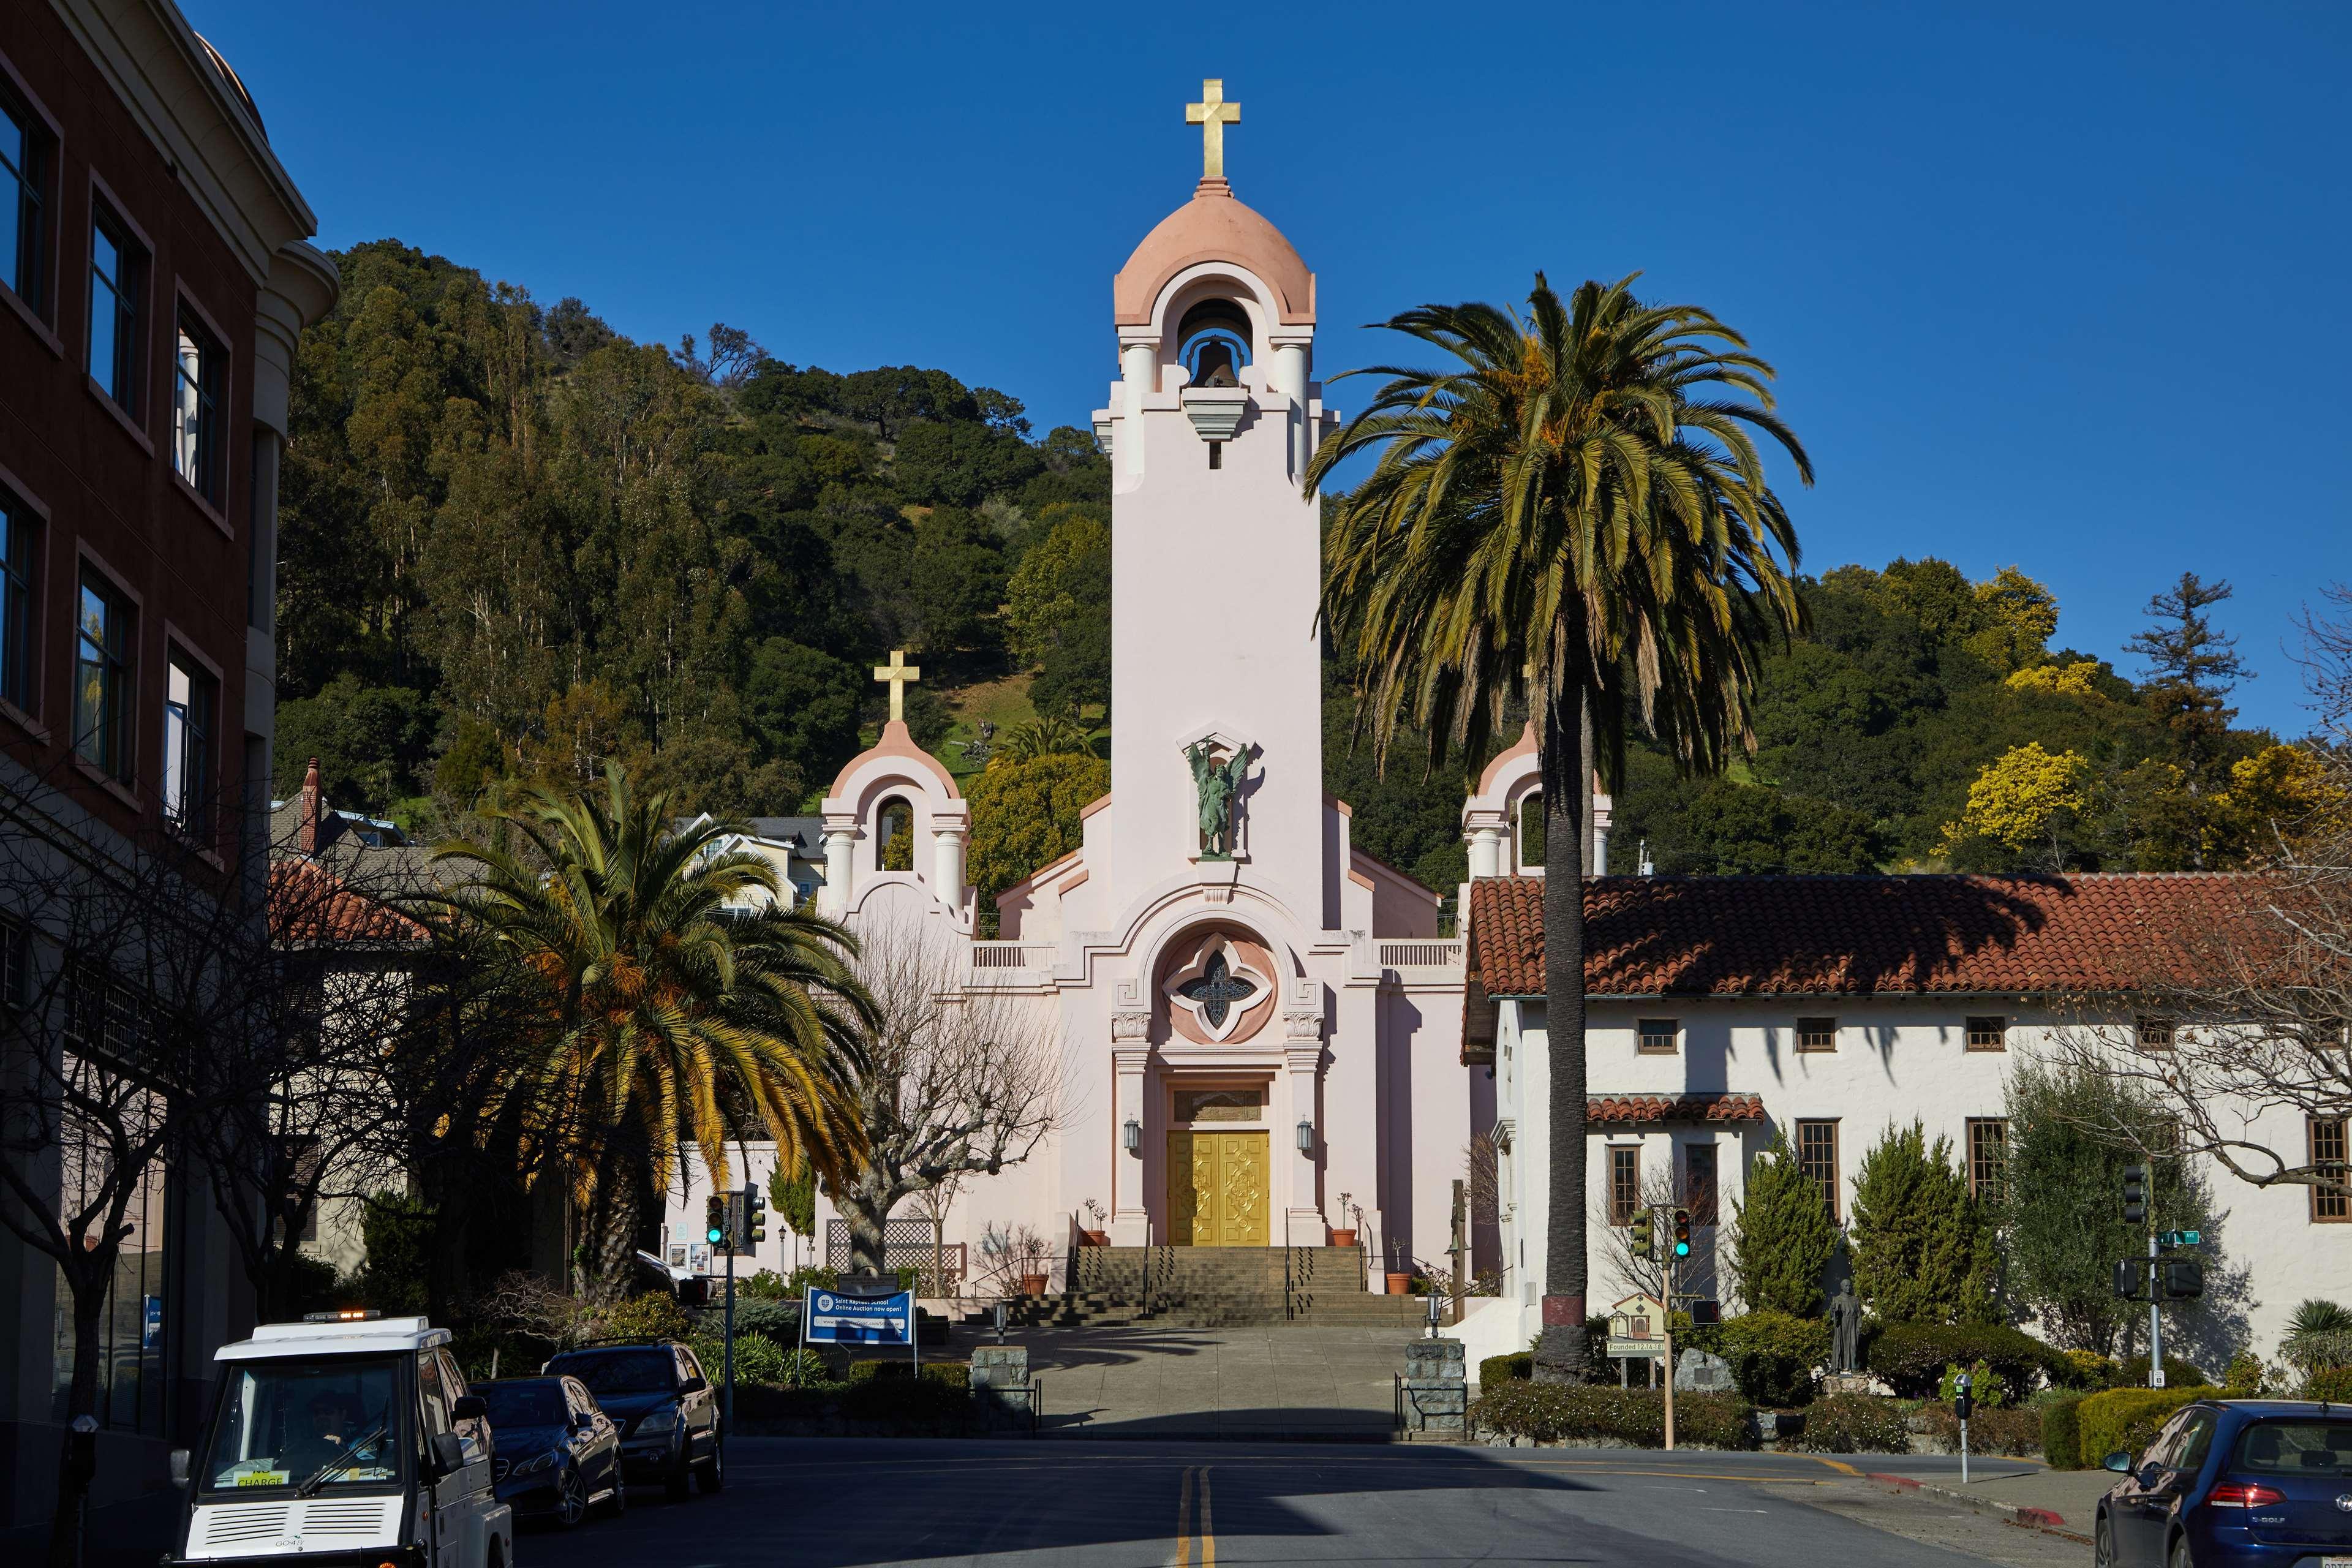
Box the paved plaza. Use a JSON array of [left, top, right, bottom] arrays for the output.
[[997, 1324, 1426, 1439]]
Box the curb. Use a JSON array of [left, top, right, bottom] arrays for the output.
[[1864, 1472, 2090, 1545]]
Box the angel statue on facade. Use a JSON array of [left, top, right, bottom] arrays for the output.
[[1185, 739, 1251, 859]]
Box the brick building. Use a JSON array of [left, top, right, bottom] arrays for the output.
[[0, 0, 336, 1529]]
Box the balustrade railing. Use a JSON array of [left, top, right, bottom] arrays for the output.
[[1376, 938, 1465, 969]]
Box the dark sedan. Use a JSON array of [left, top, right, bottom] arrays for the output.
[[2097, 1398, 2352, 1567], [543, 1341, 722, 1501], [477, 1374, 625, 1528]]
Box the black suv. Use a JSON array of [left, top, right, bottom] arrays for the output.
[[542, 1341, 721, 1501]]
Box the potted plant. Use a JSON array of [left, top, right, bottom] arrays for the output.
[[1384, 1237, 1412, 1295], [1079, 1199, 1110, 1247], [1329, 1192, 1357, 1248], [1019, 1231, 1051, 1297]]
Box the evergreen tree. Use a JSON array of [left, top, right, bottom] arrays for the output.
[[2128, 572, 2250, 823], [1847, 1120, 1999, 1325], [1727, 1133, 1843, 1317]]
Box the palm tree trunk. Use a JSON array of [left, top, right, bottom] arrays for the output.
[[1533, 688, 1591, 1384]]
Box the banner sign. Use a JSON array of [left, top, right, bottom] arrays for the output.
[[804, 1289, 917, 1347]]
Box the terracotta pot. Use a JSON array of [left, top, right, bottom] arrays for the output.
[[1020, 1272, 1050, 1297], [1328, 1228, 1358, 1248], [1385, 1271, 1413, 1295], [1079, 1229, 1110, 1246]]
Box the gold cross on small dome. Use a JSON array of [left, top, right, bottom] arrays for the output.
[[873, 648, 921, 722], [1185, 79, 1240, 181]]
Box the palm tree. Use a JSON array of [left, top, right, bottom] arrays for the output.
[[432, 762, 872, 1300], [1310, 274, 1809, 1380], [996, 712, 1094, 764], [2282, 1298, 2352, 1374]]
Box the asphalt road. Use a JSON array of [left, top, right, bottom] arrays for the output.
[[535, 1439, 2087, 1567]]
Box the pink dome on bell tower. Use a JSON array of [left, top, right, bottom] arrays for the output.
[[1113, 179, 1316, 327]]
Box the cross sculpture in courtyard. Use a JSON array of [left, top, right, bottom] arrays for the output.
[[873, 649, 920, 723], [1185, 79, 1241, 182], [1177, 951, 1258, 1033]]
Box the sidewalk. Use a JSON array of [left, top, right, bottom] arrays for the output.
[[1002, 1324, 1422, 1439], [1863, 1455, 2115, 1539]]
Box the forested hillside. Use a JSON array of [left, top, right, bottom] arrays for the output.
[[277, 241, 2310, 900]]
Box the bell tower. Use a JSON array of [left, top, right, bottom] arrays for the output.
[[1093, 81, 1335, 916]]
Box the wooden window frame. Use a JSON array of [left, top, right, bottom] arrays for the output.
[[2136, 1015, 2176, 1052], [1795, 1118, 1840, 1219], [2312, 1117, 2348, 1224], [1607, 1144, 1641, 1227], [1684, 1140, 1718, 1227], [1966, 1117, 2008, 1202], [1966, 1015, 2008, 1052], [1637, 1017, 1680, 1055], [1795, 1016, 1839, 1054]]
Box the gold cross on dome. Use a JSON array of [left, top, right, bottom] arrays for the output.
[[873, 649, 921, 723], [1185, 79, 1241, 181]]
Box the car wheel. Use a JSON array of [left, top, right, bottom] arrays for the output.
[[554, 1461, 588, 1529], [599, 1455, 628, 1518], [665, 1444, 692, 1502], [696, 1435, 724, 1494], [2094, 1515, 2116, 1568], [2168, 1534, 2194, 1568]]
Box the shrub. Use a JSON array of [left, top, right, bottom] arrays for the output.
[[1867, 1323, 2059, 1396], [778, 1349, 827, 1386], [839, 1373, 968, 1424], [737, 1270, 790, 1300], [1479, 1352, 1532, 1387], [1917, 1403, 2042, 1457], [1790, 1394, 1911, 1454], [1727, 1135, 1842, 1317], [1937, 1360, 2011, 1409], [787, 1266, 837, 1295], [2041, 1397, 2086, 1470], [690, 1330, 786, 1385], [1469, 1383, 1755, 1449], [729, 1297, 802, 1348], [594, 1292, 695, 1344], [1706, 1312, 1828, 1407], [2223, 1353, 2267, 1398], [2056, 1349, 2115, 1390], [2109, 1354, 2211, 1390], [1847, 1121, 1998, 1326], [2302, 1366, 2352, 1403], [2075, 1386, 2218, 1469], [845, 1357, 970, 1391]]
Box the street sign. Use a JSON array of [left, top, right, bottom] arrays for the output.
[[2161, 1229, 2203, 1248], [804, 1288, 918, 1347], [1606, 1337, 1664, 1359]]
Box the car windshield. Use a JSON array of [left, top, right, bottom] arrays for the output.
[[2235, 1420, 2352, 1477], [198, 1357, 404, 1494], [477, 1382, 568, 1428], [551, 1349, 673, 1395]]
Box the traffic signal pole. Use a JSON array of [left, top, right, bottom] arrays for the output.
[[724, 1191, 737, 1428], [2146, 1229, 2164, 1389]]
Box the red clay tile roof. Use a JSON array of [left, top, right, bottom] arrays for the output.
[[271, 859, 426, 945], [1589, 1093, 1766, 1125], [1465, 873, 2256, 998]]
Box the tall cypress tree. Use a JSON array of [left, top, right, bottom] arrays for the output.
[[1727, 1132, 1844, 1317], [1847, 1120, 1999, 1325]]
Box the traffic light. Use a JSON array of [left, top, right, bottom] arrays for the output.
[[1671, 1207, 1692, 1259], [1628, 1208, 1654, 1261], [743, 1185, 767, 1248], [2114, 1259, 2146, 1301], [703, 1193, 727, 1246], [2162, 1258, 2204, 1300], [2122, 1164, 2147, 1225]]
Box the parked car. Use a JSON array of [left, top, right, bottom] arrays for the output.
[[2095, 1398, 2352, 1566], [541, 1340, 722, 1501], [476, 1374, 625, 1527]]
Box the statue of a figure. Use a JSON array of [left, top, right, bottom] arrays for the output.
[[1828, 1280, 1861, 1373], [1185, 741, 1251, 858]]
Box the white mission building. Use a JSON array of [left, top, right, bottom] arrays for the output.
[[663, 86, 2346, 1366]]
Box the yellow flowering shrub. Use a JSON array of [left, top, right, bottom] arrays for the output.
[[1940, 743, 2092, 854]]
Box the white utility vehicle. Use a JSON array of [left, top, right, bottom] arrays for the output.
[[164, 1311, 513, 1568]]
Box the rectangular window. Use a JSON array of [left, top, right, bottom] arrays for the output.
[[1608, 1145, 1641, 1227], [0, 489, 35, 713], [1796, 1016, 1838, 1053], [2313, 1118, 2348, 1223], [1966, 1015, 2008, 1052], [1685, 1142, 1718, 1227], [1967, 1118, 2008, 1202], [49, 1088, 168, 1435], [89, 204, 144, 415], [74, 571, 132, 780], [1, 80, 50, 313], [172, 311, 224, 503], [1795, 1120, 1840, 1219], [2136, 1015, 2176, 1052], [1637, 1017, 1680, 1055], [162, 650, 214, 835]]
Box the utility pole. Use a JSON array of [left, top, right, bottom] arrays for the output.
[[1449, 1179, 1467, 1326]]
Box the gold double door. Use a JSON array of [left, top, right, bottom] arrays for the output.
[[1167, 1131, 1269, 1246]]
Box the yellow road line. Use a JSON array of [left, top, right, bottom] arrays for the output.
[[1798, 1455, 1863, 1477], [1174, 1464, 1194, 1567], [1199, 1466, 1216, 1567]]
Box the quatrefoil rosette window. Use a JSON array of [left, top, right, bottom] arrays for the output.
[[1160, 932, 1277, 1044]]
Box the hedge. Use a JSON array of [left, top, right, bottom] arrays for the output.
[[1916, 1403, 2043, 1457], [731, 1376, 973, 1427], [1866, 1324, 2060, 1396], [1471, 1383, 1755, 1449], [2305, 1366, 2352, 1402], [2041, 1396, 2086, 1470], [845, 1358, 969, 1390], [1479, 1352, 1532, 1388], [2075, 1386, 2218, 1469], [1694, 1313, 1828, 1407], [1789, 1394, 1911, 1454]]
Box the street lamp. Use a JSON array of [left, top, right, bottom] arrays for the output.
[[1424, 1291, 1445, 1338], [1295, 1118, 1314, 1154], [1123, 1115, 1140, 1153]]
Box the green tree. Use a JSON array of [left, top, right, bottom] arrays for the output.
[[769, 1155, 818, 1267], [1962, 565, 2060, 674], [1846, 1121, 1999, 1325], [429, 763, 873, 1300], [1312, 274, 1810, 1379], [1005, 509, 1110, 670], [1727, 1133, 1844, 1318], [2000, 1058, 2218, 1355], [966, 751, 1110, 914], [273, 674, 437, 810], [2128, 571, 2250, 864]]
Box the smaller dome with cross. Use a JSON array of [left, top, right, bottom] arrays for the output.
[[816, 648, 970, 927]]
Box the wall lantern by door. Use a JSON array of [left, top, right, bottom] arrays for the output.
[[1123, 1116, 1142, 1153], [1296, 1118, 1315, 1154]]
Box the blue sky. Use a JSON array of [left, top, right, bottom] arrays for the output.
[[206, 0, 2349, 734]]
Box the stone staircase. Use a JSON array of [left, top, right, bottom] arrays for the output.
[[963, 1246, 1434, 1330]]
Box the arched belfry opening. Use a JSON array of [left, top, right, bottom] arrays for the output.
[[1177, 298, 1251, 388], [876, 795, 913, 870]]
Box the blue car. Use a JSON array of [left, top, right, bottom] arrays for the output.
[[2096, 1398, 2352, 1566], [543, 1341, 722, 1502], [475, 1374, 625, 1528]]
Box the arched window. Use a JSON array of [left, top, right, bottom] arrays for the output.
[[1515, 793, 1546, 872], [1177, 298, 1251, 387], [876, 796, 914, 871]]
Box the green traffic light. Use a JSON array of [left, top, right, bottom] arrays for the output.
[[1674, 1240, 1691, 1257]]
